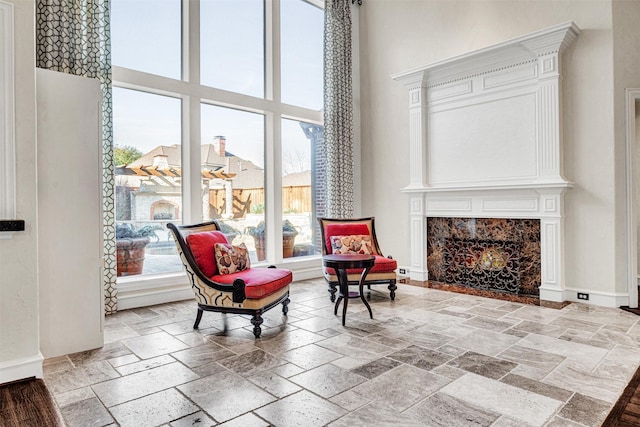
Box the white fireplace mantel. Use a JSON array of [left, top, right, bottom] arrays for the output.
[[392, 22, 580, 303]]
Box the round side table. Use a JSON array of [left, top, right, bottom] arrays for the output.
[[322, 254, 375, 326]]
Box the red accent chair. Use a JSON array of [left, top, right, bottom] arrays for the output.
[[318, 217, 397, 301], [167, 220, 291, 338]]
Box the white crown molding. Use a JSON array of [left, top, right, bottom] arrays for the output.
[[0, 1, 15, 240]]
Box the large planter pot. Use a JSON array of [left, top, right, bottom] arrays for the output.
[[253, 232, 297, 261], [116, 237, 150, 276]]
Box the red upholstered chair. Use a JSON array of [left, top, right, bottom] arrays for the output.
[[167, 220, 291, 338], [318, 217, 397, 301]]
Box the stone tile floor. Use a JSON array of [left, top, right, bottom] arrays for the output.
[[43, 279, 640, 427]]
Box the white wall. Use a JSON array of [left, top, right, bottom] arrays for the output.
[[359, 0, 627, 300], [0, 0, 41, 383], [612, 1, 640, 294]]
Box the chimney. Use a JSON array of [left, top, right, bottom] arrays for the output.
[[213, 135, 226, 157], [153, 154, 169, 169]]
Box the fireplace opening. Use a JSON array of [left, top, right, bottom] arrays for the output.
[[427, 218, 541, 297]]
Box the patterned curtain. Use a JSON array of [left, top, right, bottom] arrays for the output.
[[36, 0, 117, 314], [323, 0, 354, 218]]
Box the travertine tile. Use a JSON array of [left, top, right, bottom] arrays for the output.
[[247, 370, 302, 398], [170, 411, 216, 427], [93, 362, 198, 407], [349, 357, 401, 379], [289, 363, 367, 398], [440, 373, 563, 426], [403, 391, 500, 427], [351, 364, 451, 411], [46, 360, 121, 394], [497, 344, 565, 373], [217, 349, 285, 377], [171, 342, 235, 368], [387, 344, 452, 371], [254, 390, 346, 427], [121, 331, 190, 359], [178, 370, 276, 422], [449, 328, 520, 356], [281, 343, 343, 369], [543, 359, 627, 403], [217, 412, 270, 427], [447, 351, 517, 379], [110, 388, 198, 427], [59, 397, 114, 427], [499, 373, 573, 402], [330, 402, 426, 426], [115, 354, 175, 376], [47, 280, 640, 427], [557, 393, 611, 427]]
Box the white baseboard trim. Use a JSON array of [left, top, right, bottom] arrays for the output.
[[397, 265, 411, 277], [561, 287, 629, 308], [291, 265, 322, 281], [538, 286, 565, 303], [117, 282, 192, 311], [0, 353, 44, 385], [409, 269, 428, 282]]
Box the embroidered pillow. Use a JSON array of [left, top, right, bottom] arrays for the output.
[[214, 242, 251, 275], [330, 235, 374, 255]]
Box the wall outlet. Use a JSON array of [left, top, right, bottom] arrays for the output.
[[577, 292, 589, 300], [398, 268, 407, 275]]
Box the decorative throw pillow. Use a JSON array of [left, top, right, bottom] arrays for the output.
[[330, 235, 374, 255], [185, 231, 229, 277], [214, 242, 250, 275]]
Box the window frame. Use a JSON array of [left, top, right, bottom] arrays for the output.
[[112, 0, 324, 305]]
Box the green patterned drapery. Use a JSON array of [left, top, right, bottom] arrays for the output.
[[323, 0, 354, 218], [36, 0, 117, 314]]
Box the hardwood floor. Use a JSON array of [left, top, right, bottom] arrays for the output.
[[0, 378, 65, 427], [602, 360, 640, 427]]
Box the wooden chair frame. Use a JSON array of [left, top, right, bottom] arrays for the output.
[[167, 220, 290, 338]]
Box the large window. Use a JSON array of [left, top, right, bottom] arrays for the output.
[[112, 0, 324, 282]]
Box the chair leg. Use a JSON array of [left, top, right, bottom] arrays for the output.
[[193, 307, 204, 329], [328, 283, 337, 302], [388, 280, 397, 301], [251, 311, 264, 338], [282, 297, 290, 315]]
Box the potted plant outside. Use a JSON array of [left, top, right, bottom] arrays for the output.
[[217, 221, 242, 245], [246, 220, 298, 261], [116, 223, 160, 276]]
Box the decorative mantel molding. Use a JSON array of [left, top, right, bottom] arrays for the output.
[[0, 1, 16, 240], [392, 22, 579, 303]]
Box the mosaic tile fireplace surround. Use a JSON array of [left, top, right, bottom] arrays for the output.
[[427, 218, 541, 297]]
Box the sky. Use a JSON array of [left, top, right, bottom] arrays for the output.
[[110, 0, 323, 171]]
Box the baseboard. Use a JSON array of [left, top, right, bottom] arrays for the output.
[[117, 281, 193, 311], [409, 268, 428, 282], [0, 353, 44, 385], [561, 287, 629, 308], [397, 265, 411, 277]]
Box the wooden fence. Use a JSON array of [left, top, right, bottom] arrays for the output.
[[209, 186, 311, 218]]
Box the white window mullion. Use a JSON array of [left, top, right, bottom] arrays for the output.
[[183, 0, 202, 224], [265, 0, 283, 262]]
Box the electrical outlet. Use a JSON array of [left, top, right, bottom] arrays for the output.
[[577, 292, 589, 300], [399, 268, 407, 275]]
